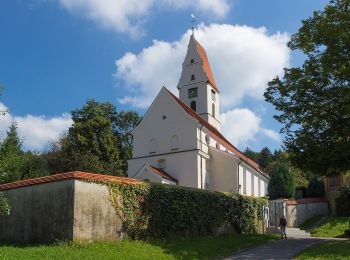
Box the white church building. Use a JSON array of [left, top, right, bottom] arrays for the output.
[[127, 33, 269, 197]]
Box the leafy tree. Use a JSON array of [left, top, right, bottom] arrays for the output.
[[243, 147, 259, 162], [264, 0, 350, 176], [114, 111, 142, 172], [267, 162, 296, 199], [56, 100, 124, 176], [306, 176, 325, 197], [0, 123, 27, 184], [0, 192, 10, 216]]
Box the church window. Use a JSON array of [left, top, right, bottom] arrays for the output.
[[171, 135, 179, 150], [191, 74, 195, 81], [190, 59, 195, 64], [158, 159, 166, 169], [216, 142, 220, 149], [162, 115, 166, 120], [205, 135, 210, 145], [212, 103, 215, 118], [149, 139, 156, 154], [211, 90, 216, 101], [188, 87, 198, 98], [190, 100, 196, 111]]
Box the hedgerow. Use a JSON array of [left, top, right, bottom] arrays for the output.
[[0, 191, 10, 216], [106, 181, 267, 239], [336, 186, 350, 216]]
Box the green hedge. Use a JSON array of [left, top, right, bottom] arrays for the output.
[[336, 186, 350, 216], [106, 182, 267, 239], [0, 192, 10, 216]]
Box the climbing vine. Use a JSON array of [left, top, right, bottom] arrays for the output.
[[106, 181, 267, 239], [0, 192, 10, 216]]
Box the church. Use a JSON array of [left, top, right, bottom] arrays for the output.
[[127, 32, 269, 197]]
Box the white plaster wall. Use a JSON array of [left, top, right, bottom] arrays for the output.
[[253, 175, 259, 197], [260, 179, 266, 197], [287, 202, 329, 228], [205, 84, 221, 131], [132, 88, 198, 158], [209, 147, 238, 193], [135, 168, 162, 183], [239, 165, 244, 194], [128, 150, 200, 188], [245, 170, 252, 196]]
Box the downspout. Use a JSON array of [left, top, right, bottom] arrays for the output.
[[199, 123, 204, 189], [237, 159, 243, 194]]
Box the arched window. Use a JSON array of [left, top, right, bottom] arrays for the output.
[[158, 159, 166, 169], [191, 74, 195, 81], [205, 135, 210, 145], [149, 139, 156, 154], [216, 142, 220, 149], [171, 135, 179, 150], [212, 103, 215, 118], [190, 100, 196, 111], [190, 59, 195, 64]]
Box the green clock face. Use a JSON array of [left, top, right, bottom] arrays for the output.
[[188, 87, 198, 98]]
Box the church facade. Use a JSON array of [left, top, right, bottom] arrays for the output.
[[127, 33, 269, 197]]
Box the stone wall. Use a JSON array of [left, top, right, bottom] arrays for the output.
[[0, 178, 123, 243], [286, 199, 329, 227]]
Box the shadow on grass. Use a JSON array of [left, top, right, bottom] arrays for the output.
[[295, 240, 350, 260]]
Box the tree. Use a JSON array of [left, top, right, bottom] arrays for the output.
[[114, 111, 141, 172], [267, 162, 295, 199], [57, 100, 124, 176], [0, 123, 27, 183], [244, 147, 259, 162], [306, 177, 325, 198], [258, 147, 273, 170], [264, 0, 350, 176]]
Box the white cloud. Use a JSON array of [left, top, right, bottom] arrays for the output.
[[115, 23, 290, 108], [0, 103, 72, 151], [57, 0, 230, 36], [221, 108, 280, 147]]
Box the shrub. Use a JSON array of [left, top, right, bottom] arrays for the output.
[[306, 177, 325, 198], [267, 162, 295, 199], [336, 186, 350, 216], [0, 192, 10, 216], [106, 182, 267, 239]]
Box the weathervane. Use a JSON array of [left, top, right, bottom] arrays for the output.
[[191, 14, 195, 35]]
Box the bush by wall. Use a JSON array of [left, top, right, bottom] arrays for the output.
[[0, 192, 10, 216], [306, 177, 325, 198], [336, 186, 350, 216], [106, 182, 267, 239]]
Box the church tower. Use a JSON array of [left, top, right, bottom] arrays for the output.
[[177, 33, 221, 131]]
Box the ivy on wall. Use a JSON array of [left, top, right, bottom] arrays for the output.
[[106, 182, 267, 239], [0, 192, 10, 216]]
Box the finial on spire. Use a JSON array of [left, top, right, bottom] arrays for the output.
[[191, 14, 195, 36]]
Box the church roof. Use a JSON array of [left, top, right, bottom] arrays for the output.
[[165, 88, 268, 178], [146, 164, 178, 183], [193, 37, 219, 92]]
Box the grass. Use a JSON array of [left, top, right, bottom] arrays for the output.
[[294, 240, 350, 260], [299, 215, 324, 231], [308, 217, 349, 238], [0, 234, 278, 260]]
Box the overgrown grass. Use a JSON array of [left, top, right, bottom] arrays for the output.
[[310, 217, 349, 238], [0, 234, 278, 260], [299, 215, 324, 231], [294, 240, 350, 260]]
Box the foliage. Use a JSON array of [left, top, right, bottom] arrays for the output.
[[257, 147, 273, 170], [0, 123, 27, 184], [0, 192, 10, 216], [309, 216, 349, 238], [0, 234, 278, 259], [336, 186, 350, 216], [267, 162, 295, 199], [264, 0, 350, 176], [306, 177, 325, 197], [295, 240, 350, 260], [107, 182, 267, 239]]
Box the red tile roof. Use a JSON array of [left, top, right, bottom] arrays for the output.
[[0, 171, 142, 191], [194, 39, 219, 92], [146, 164, 178, 183], [166, 88, 268, 178], [287, 198, 328, 205]]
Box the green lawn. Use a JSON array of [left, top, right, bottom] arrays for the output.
[[0, 234, 278, 260], [294, 240, 350, 260], [308, 217, 349, 238]]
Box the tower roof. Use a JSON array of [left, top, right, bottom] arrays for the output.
[[192, 35, 219, 92]]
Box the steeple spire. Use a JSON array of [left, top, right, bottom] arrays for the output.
[[191, 14, 195, 36]]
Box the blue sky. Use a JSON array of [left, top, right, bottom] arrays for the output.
[[0, 0, 329, 151]]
